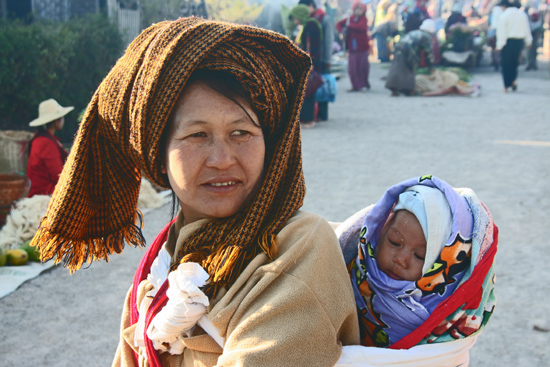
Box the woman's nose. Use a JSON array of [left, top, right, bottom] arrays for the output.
[[206, 138, 236, 169]]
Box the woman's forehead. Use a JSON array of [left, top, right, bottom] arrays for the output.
[[173, 83, 259, 126]]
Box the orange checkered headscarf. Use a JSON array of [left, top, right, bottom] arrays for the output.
[[32, 17, 311, 296]]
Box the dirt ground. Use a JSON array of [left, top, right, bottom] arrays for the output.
[[0, 52, 548, 367]]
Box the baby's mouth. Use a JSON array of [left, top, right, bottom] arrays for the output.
[[387, 271, 403, 281]]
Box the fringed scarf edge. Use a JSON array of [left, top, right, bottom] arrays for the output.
[[32, 211, 146, 272]]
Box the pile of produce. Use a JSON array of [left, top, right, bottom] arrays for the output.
[[416, 66, 472, 82], [0, 239, 40, 267]]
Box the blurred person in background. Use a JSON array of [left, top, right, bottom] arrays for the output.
[[496, 0, 532, 92], [299, 0, 335, 122], [373, 0, 393, 61], [385, 19, 436, 96], [290, 4, 323, 127], [336, 1, 372, 91], [524, 2, 543, 70], [488, 0, 504, 70], [27, 99, 72, 197]]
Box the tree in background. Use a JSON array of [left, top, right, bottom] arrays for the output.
[[0, 14, 123, 142], [140, 0, 262, 28]]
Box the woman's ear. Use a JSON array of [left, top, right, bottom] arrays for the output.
[[161, 164, 167, 174]]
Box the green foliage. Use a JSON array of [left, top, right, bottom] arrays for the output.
[[0, 14, 123, 142], [205, 0, 264, 25]]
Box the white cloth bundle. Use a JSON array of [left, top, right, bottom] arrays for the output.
[[134, 245, 224, 355]]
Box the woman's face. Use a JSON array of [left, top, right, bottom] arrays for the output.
[[54, 117, 65, 131], [163, 82, 266, 225], [375, 210, 426, 281]]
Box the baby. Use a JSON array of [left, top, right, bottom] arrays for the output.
[[336, 175, 497, 350]]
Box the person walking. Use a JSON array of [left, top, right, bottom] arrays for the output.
[[336, 1, 371, 92], [299, 0, 334, 122], [26, 98, 72, 197], [496, 0, 532, 92]]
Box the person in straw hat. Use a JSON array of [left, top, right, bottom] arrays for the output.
[[31, 17, 359, 366], [26, 98, 73, 197]]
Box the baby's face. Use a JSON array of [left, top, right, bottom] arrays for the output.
[[375, 210, 427, 281]]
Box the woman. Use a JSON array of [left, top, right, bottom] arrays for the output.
[[26, 98, 72, 197], [385, 19, 436, 96], [290, 4, 323, 128], [31, 18, 359, 366], [336, 1, 371, 92]]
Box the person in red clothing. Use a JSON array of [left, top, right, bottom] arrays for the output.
[[336, 2, 371, 92], [27, 99, 73, 197]]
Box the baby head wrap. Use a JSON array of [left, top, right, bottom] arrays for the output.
[[393, 185, 453, 274], [32, 17, 312, 297]]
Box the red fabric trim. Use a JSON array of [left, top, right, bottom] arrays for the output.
[[390, 225, 499, 350], [129, 219, 176, 365], [144, 281, 170, 367]]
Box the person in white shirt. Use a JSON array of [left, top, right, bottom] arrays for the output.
[[496, 0, 532, 92]]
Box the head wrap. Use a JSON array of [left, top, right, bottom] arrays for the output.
[[393, 185, 453, 274], [290, 4, 323, 35], [353, 1, 368, 14], [338, 175, 497, 348], [32, 17, 312, 297], [419, 18, 436, 33]]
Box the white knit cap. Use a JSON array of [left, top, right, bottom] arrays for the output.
[[393, 185, 453, 275]]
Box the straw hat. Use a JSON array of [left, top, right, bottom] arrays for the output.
[[29, 99, 74, 127]]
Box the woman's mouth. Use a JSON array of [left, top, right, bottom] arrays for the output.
[[208, 181, 237, 187], [202, 179, 241, 193]]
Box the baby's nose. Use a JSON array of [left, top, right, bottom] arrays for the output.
[[394, 252, 409, 268]]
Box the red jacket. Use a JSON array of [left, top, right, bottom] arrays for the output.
[[26, 131, 68, 197], [336, 15, 370, 52]]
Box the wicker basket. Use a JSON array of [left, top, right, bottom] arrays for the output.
[[0, 130, 34, 174], [0, 173, 31, 226]]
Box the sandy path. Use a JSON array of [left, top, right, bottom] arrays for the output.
[[0, 56, 548, 367]]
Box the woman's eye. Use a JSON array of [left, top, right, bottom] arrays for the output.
[[188, 132, 206, 138], [231, 130, 250, 137]]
